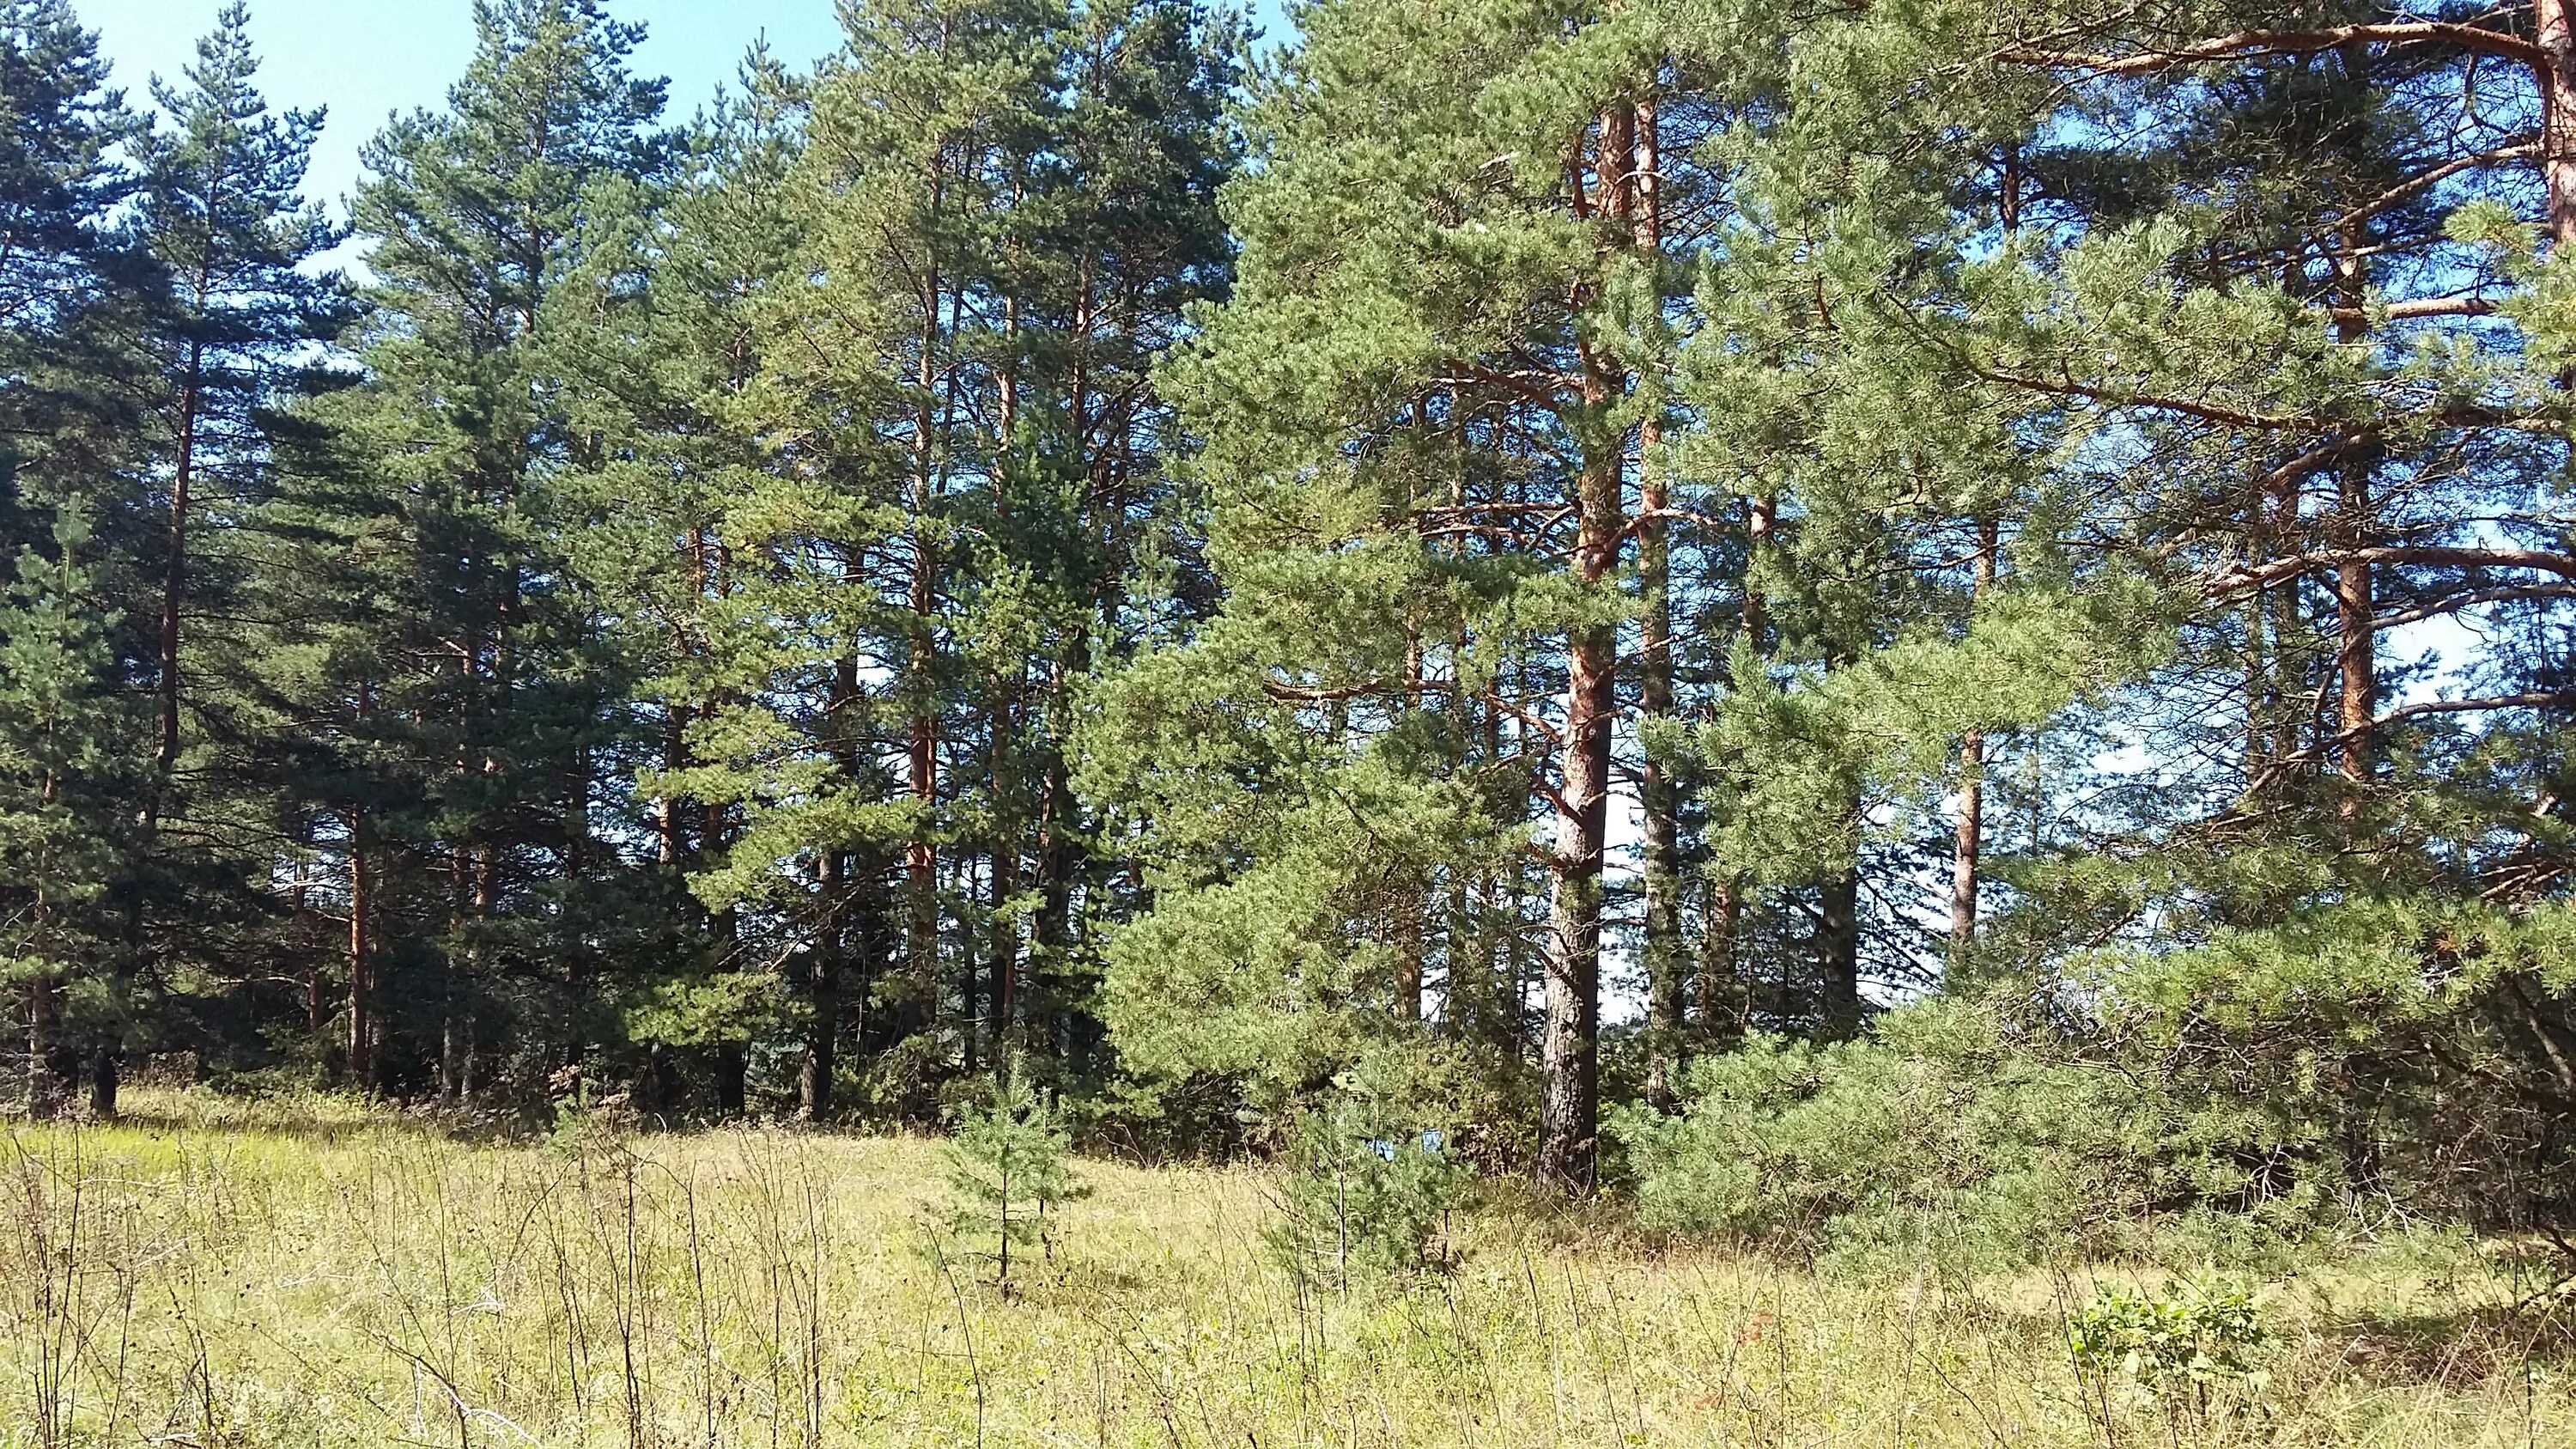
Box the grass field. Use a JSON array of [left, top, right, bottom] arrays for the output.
[[3, 1091, 2571, 1447]]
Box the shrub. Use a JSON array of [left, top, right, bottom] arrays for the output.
[[2068, 1280, 2271, 1427], [1611, 1001, 2159, 1269], [1613, 985, 2470, 1271]]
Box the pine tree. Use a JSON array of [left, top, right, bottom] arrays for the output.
[[0, 508, 136, 1116], [263, 0, 668, 1097], [133, 1, 342, 813], [746, 0, 1053, 1111], [559, 46, 827, 1117], [670, 0, 1241, 1121], [0, 0, 145, 677], [104, 0, 350, 1108], [0, 0, 153, 1114], [1093, 0, 1710, 1189], [939, 1060, 1086, 1294], [0, 0, 137, 430]]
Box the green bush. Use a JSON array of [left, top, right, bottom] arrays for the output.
[[2068, 1281, 2269, 1388], [1612, 995, 2403, 1269], [1611, 1002, 2163, 1269], [2068, 1280, 2271, 1428]]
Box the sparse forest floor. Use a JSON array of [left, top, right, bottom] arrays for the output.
[[3, 1092, 2571, 1447]]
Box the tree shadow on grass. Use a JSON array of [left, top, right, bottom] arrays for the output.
[[2325, 1298, 2576, 1390], [9, 1089, 537, 1148]]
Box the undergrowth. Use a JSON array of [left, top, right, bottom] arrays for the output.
[[0, 1088, 2569, 1447]]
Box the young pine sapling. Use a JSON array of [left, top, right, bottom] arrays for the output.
[[941, 1062, 1086, 1296]]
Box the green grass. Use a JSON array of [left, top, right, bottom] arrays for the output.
[[3, 1090, 2569, 1446]]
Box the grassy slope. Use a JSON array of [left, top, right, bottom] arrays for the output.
[[2, 1092, 2568, 1446]]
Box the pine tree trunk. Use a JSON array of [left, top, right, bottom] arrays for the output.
[[715, 1043, 747, 1117], [1540, 611, 1613, 1190], [1030, 641, 1086, 1055], [441, 1016, 468, 1105], [989, 313, 1021, 1061], [2243, 596, 2270, 788], [1741, 493, 1772, 655], [1540, 432, 1625, 1189], [1395, 627, 1427, 1024], [1624, 97, 1683, 1113], [1947, 738, 1986, 961], [2543, 0, 2576, 249], [2267, 470, 2305, 765], [804, 850, 841, 1123], [566, 740, 592, 881], [907, 265, 944, 1070], [1538, 101, 1643, 1192], [906, 758, 936, 1055], [155, 346, 203, 812], [988, 831, 1018, 1055], [963, 857, 984, 1075], [1443, 880, 1476, 1035], [640, 1042, 677, 1121], [705, 895, 744, 1112], [1639, 445, 1682, 1107], [1949, 515, 1997, 965], [347, 802, 374, 1094], [27, 973, 63, 1119], [88, 1044, 116, 1118], [1030, 773, 1072, 1044], [805, 654, 860, 1120], [1699, 491, 1771, 1041], [1820, 861, 1862, 1039], [2241, 466, 2281, 794], [2333, 245, 2377, 815], [1698, 874, 1743, 1044], [659, 722, 688, 870], [1396, 910, 1425, 1023], [1819, 669, 1863, 1036]]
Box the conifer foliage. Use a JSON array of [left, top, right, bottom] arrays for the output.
[[939, 1060, 1086, 1294]]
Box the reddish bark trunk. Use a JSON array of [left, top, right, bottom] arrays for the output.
[[2333, 240, 2378, 813], [2542, 0, 2576, 247], [1949, 516, 1997, 963], [1537, 103, 1641, 1191]]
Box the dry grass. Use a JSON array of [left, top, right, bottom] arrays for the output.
[[2, 1088, 2570, 1446]]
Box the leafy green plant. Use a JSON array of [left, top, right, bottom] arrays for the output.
[[941, 1062, 1087, 1296], [1266, 1099, 1467, 1289], [2068, 1280, 2271, 1426]]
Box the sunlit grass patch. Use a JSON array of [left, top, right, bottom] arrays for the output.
[[2, 1093, 2568, 1446]]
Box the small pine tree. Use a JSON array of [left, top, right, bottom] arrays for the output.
[[941, 1062, 1086, 1296], [1267, 1099, 1467, 1291]]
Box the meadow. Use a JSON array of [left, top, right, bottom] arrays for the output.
[[3, 1092, 2570, 1448]]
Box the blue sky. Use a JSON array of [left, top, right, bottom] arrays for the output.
[[77, 1, 1291, 217]]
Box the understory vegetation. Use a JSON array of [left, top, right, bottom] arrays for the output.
[[4, 1093, 2573, 1448]]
